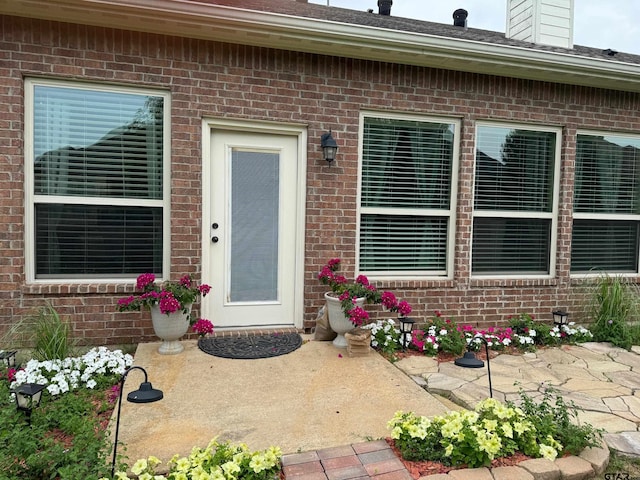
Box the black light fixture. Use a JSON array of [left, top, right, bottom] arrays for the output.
[[320, 130, 338, 164], [552, 309, 569, 327], [455, 336, 493, 398], [0, 350, 17, 368], [13, 383, 46, 424], [399, 317, 415, 351], [111, 366, 163, 477]]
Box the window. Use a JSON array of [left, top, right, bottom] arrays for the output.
[[572, 133, 640, 273], [472, 124, 560, 276], [25, 79, 169, 280], [358, 113, 458, 276]]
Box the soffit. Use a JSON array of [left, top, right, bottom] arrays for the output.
[[2, 0, 640, 93]]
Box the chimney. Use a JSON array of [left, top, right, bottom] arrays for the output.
[[378, 0, 392, 16], [453, 9, 468, 28], [506, 0, 574, 49]]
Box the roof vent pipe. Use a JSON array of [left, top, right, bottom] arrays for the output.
[[453, 9, 468, 28], [378, 0, 392, 16]]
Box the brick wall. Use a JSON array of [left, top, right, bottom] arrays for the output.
[[2, 15, 639, 345]]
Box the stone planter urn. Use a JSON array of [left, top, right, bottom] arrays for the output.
[[150, 304, 191, 355], [324, 293, 365, 348]]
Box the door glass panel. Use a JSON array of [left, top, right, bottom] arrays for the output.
[[230, 150, 279, 302]]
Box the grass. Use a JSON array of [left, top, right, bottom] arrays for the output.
[[605, 450, 640, 477]]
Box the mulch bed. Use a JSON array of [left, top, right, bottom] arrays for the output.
[[385, 438, 533, 478]]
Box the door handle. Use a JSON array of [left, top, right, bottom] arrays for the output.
[[212, 236, 219, 243]]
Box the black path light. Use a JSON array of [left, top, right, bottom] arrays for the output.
[[455, 335, 493, 398], [111, 366, 163, 477], [13, 383, 46, 424], [552, 309, 569, 327], [320, 130, 338, 164], [399, 317, 415, 351], [0, 350, 17, 368]]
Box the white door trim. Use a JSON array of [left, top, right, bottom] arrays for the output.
[[201, 118, 307, 329]]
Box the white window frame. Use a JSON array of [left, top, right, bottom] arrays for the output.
[[356, 110, 459, 280], [24, 78, 171, 283], [471, 121, 561, 280], [571, 129, 640, 277]]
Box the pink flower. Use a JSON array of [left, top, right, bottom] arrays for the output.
[[355, 275, 369, 286], [136, 273, 156, 290], [397, 300, 412, 317], [159, 294, 181, 314], [192, 318, 214, 337], [199, 284, 211, 296], [179, 275, 192, 288], [347, 306, 369, 326], [381, 291, 398, 310]]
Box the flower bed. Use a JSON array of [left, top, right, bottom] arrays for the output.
[[106, 439, 282, 480], [365, 311, 594, 359], [388, 390, 602, 471]]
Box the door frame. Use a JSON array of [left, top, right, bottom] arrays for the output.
[[201, 118, 308, 329]]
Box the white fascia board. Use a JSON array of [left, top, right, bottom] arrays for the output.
[[3, 0, 640, 91]]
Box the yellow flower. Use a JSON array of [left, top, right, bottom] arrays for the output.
[[172, 473, 188, 480], [444, 444, 454, 456], [539, 443, 558, 461], [483, 419, 498, 432], [210, 467, 226, 480], [250, 454, 267, 473], [138, 473, 153, 480], [501, 422, 513, 438], [132, 458, 148, 475], [175, 457, 191, 472], [148, 456, 162, 469], [391, 426, 403, 439]]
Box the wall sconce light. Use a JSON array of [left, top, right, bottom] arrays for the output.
[[552, 309, 569, 327], [455, 336, 493, 398], [321, 130, 338, 164], [13, 383, 46, 424], [0, 350, 17, 368], [399, 317, 415, 351], [111, 366, 163, 477]]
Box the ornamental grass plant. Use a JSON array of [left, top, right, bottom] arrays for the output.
[[586, 272, 640, 350]]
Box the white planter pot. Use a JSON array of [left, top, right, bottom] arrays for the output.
[[324, 293, 365, 348], [150, 304, 191, 355]]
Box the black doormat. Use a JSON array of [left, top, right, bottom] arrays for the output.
[[198, 333, 303, 359]]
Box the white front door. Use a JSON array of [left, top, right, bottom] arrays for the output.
[[204, 127, 303, 329]]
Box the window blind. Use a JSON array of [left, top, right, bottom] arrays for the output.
[[474, 127, 555, 212], [359, 116, 455, 275], [360, 214, 448, 272], [29, 82, 167, 279], [472, 218, 551, 274], [572, 133, 640, 273], [361, 118, 453, 209], [571, 220, 638, 273], [33, 86, 163, 199]]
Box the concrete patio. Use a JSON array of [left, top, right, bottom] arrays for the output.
[[113, 337, 640, 478]]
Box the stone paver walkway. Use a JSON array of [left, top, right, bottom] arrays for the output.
[[394, 342, 640, 457], [282, 341, 636, 480]]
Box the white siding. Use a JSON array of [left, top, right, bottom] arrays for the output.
[[506, 0, 574, 49]]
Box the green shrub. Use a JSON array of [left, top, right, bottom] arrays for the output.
[[425, 314, 466, 356], [507, 385, 602, 455]]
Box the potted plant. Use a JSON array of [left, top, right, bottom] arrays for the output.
[[117, 273, 211, 355], [318, 258, 412, 348]]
